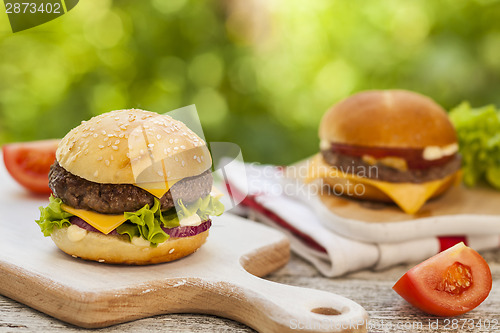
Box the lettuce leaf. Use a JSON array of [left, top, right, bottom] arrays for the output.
[[36, 196, 73, 236], [118, 198, 170, 246], [176, 194, 225, 221], [449, 102, 500, 189], [36, 194, 225, 246]]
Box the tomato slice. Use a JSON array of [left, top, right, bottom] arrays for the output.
[[2, 139, 59, 194], [393, 243, 492, 316]]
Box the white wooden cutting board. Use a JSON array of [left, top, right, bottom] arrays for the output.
[[0, 164, 367, 332]]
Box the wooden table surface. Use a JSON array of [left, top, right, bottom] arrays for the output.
[[1, 247, 499, 333]]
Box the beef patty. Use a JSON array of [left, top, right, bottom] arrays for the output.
[[321, 150, 461, 183], [49, 162, 213, 214]]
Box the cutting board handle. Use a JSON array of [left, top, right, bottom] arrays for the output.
[[160, 271, 367, 333], [210, 272, 368, 333]]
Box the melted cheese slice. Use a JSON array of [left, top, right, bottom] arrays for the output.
[[307, 155, 460, 214], [61, 204, 127, 235], [132, 158, 181, 198], [134, 178, 180, 198]]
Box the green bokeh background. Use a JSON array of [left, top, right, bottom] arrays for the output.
[[1, 0, 500, 164]]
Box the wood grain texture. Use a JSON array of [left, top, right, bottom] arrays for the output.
[[0, 157, 368, 333], [2, 248, 499, 332], [0, 213, 367, 333], [0, 156, 368, 333]]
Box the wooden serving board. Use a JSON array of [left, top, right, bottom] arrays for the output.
[[0, 165, 367, 332], [285, 158, 500, 243]]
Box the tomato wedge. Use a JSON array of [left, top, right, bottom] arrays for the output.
[[2, 139, 59, 194], [393, 243, 492, 316]]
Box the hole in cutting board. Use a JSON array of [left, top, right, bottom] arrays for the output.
[[311, 307, 341, 316]]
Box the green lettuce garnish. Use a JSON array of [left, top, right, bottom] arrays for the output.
[[36, 194, 225, 246], [36, 196, 73, 236], [449, 102, 500, 189]]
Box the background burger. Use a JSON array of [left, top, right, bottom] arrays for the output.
[[36, 109, 224, 264], [308, 90, 461, 214]]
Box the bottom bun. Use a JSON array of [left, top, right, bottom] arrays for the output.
[[51, 227, 209, 265]]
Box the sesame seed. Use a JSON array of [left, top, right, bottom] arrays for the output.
[[156, 134, 161, 140], [104, 137, 109, 142], [126, 152, 130, 158], [169, 139, 174, 144], [98, 259, 105, 263], [193, 155, 197, 160], [94, 170, 99, 177], [182, 132, 187, 136], [120, 124, 127, 130], [84, 149, 89, 155], [119, 133, 124, 138], [102, 130, 106, 135], [93, 133, 98, 138], [157, 170, 164, 176], [107, 133, 114, 137], [180, 145, 186, 149], [115, 140, 120, 145], [112, 146, 119, 150], [97, 156, 103, 161], [169, 248, 175, 254], [174, 138, 179, 143], [174, 157, 178, 161], [140, 149, 144, 155], [167, 147, 171, 152], [181, 160, 185, 167], [105, 160, 110, 166], [98, 145, 104, 149], [197, 157, 201, 163], [110, 155, 114, 161], [174, 147, 179, 151], [115, 116, 120, 121], [148, 143, 154, 148]]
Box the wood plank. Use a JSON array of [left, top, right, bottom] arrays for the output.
[[2, 248, 499, 332]]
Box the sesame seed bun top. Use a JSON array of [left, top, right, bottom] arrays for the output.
[[319, 90, 458, 149], [56, 109, 212, 184]]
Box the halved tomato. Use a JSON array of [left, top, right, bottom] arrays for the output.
[[2, 139, 59, 194], [393, 242, 492, 317]]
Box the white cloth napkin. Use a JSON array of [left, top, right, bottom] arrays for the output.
[[223, 161, 500, 277]]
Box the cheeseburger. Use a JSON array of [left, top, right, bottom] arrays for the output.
[[308, 90, 461, 214], [36, 109, 224, 264]]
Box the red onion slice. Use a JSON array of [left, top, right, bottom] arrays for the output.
[[161, 220, 212, 238], [69, 216, 211, 238]]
